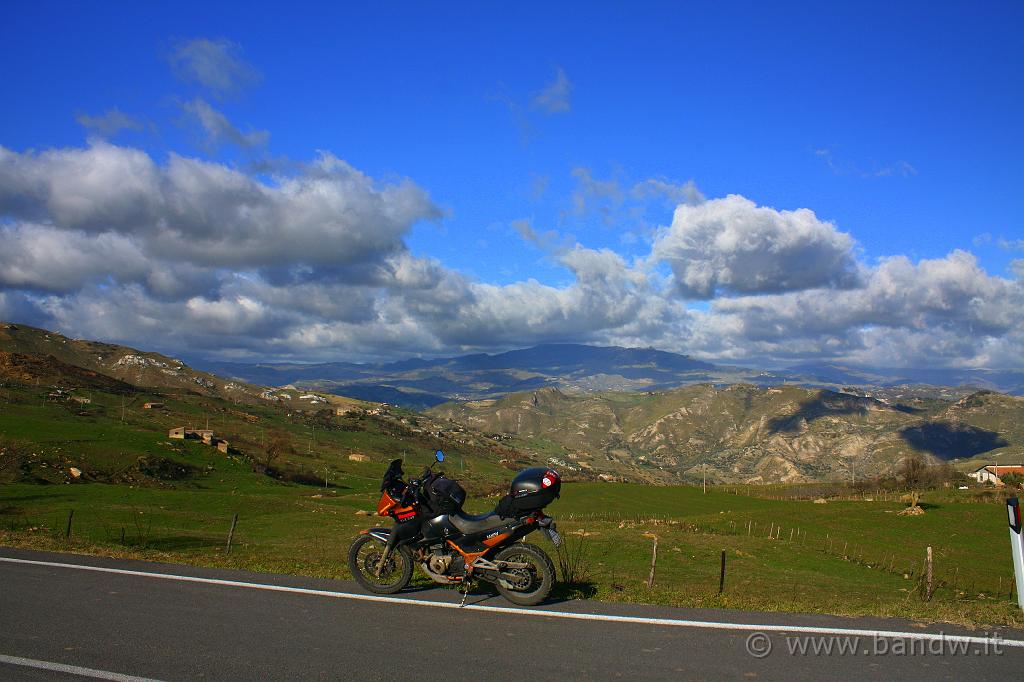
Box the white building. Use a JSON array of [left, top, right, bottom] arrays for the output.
[[969, 465, 1024, 485]]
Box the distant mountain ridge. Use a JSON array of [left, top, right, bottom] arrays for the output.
[[196, 343, 721, 408], [194, 344, 1023, 410]]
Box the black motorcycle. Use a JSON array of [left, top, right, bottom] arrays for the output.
[[348, 450, 562, 606]]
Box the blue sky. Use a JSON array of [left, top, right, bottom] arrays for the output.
[[1, 2, 1022, 367]]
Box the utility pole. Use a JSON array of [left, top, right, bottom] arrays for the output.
[[703, 465, 707, 494]]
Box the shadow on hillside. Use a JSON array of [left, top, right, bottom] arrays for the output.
[[767, 393, 870, 434], [890, 403, 924, 415], [899, 422, 1008, 460]]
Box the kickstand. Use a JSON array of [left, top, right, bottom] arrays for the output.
[[459, 580, 472, 608]]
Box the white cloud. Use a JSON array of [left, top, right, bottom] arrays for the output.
[[1, 140, 1020, 369], [653, 195, 860, 299], [687, 250, 1024, 367], [0, 142, 440, 269], [169, 38, 261, 96], [531, 67, 572, 114], [0, 223, 148, 292]]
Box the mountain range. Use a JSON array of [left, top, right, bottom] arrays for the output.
[[194, 344, 1024, 410], [3, 321, 1023, 484]]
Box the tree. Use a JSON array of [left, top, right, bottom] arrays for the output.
[[1001, 472, 1024, 488], [899, 453, 926, 488], [263, 430, 293, 472]]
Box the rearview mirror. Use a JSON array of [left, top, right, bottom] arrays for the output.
[[435, 450, 445, 462]]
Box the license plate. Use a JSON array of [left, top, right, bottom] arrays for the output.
[[544, 528, 562, 547]]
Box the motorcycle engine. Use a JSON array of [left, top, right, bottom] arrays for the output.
[[422, 549, 464, 583], [428, 552, 453, 575]]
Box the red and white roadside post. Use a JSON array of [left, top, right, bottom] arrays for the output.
[[1008, 497, 1024, 611]]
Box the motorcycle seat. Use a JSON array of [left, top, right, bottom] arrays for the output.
[[450, 510, 508, 535]]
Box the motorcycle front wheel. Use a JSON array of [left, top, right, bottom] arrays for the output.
[[494, 542, 555, 606], [348, 535, 413, 594]]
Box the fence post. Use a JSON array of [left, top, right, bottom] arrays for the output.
[[719, 550, 726, 594], [226, 514, 239, 554], [644, 533, 658, 588], [925, 546, 934, 601], [65, 509, 74, 538]]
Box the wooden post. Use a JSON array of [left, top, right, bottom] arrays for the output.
[[226, 514, 239, 554], [925, 546, 934, 601], [790, 528, 794, 542], [719, 550, 726, 594], [645, 534, 658, 589], [120, 527, 125, 545], [64, 509, 74, 538]]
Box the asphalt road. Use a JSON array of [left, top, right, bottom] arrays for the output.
[[2, 547, 1022, 681]]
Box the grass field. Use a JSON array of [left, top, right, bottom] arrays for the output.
[[2, 475, 1020, 628], [2, 383, 1022, 629]]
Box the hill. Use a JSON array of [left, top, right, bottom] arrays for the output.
[[0, 323, 268, 404], [0, 322, 536, 491], [428, 384, 1024, 484]]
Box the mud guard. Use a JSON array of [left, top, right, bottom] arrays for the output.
[[359, 528, 391, 544]]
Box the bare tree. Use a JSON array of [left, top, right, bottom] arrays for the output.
[[263, 430, 293, 471], [899, 453, 927, 488]]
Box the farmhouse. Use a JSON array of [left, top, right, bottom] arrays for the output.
[[969, 465, 1024, 485], [143, 402, 165, 410], [167, 427, 215, 441], [167, 426, 229, 454]]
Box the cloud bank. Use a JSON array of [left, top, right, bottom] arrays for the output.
[[0, 140, 1020, 368]]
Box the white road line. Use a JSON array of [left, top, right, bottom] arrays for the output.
[[2, 555, 1022, 649], [0, 653, 164, 682]]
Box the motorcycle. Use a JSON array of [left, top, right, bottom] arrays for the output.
[[348, 450, 562, 606]]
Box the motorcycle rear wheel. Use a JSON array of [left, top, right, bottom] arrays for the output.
[[494, 542, 555, 606], [348, 535, 413, 594]]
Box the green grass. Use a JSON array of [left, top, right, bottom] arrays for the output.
[[2, 384, 1022, 628], [3, 476, 1020, 628]]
